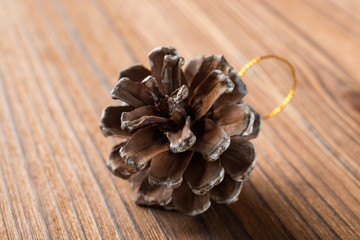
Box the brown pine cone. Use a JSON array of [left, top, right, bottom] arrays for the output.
[[100, 46, 261, 215]]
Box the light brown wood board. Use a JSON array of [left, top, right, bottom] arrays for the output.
[[0, 0, 359, 239]]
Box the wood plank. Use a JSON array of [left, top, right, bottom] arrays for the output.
[[0, 0, 359, 239]]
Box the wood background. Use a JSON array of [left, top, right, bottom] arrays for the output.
[[0, 0, 359, 239]]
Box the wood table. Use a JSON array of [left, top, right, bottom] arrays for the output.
[[1, 0, 359, 239]]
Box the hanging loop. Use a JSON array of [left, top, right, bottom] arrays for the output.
[[238, 55, 297, 120]]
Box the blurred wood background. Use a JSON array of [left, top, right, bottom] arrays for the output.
[[0, 0, 359, 239]]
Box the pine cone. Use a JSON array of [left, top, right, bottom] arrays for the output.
[[100, 46, 261, 215]]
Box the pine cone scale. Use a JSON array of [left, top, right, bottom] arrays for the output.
[[220, 140, 256, 181], [212, 70, 248, 108], [118, 64, 151, 82], [190, 118, 230, 161], [184, 153, 225, 195], [148, 150, 193, 188], [166, 117, 196, 153], [142, 75, 162, 102], [111, 77, 153, 108], [131, 168, 173, 206], [100, 105, 134, 136], [172, 181, 211, 216], [212, 104, 253, 137], [119, 126, 169, 170], [230, 110, 261, 142], [188, 55, 232, 94], [190, 70, 234, 119], [210, 174, 243, 204], [107, 143, 135, 179], [149, 46, 178, 95], [120, 105, 171, 133], [184, 56, 204, 85], [161, 55, 185, 95]]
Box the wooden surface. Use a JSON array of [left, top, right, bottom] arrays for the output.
[[0, 0, 359, 239]]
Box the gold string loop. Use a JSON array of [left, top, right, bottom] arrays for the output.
[[238, 55, 297, 120]]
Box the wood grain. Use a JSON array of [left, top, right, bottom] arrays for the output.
[[0, 0, 359, 239]]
